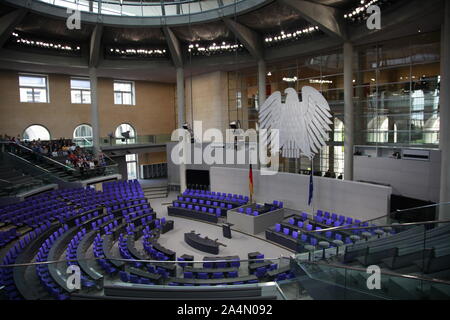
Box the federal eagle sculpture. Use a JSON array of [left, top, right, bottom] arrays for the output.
[[258, 86, 333, 159]]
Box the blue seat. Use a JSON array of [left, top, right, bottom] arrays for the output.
[[197, 272, 209, 279], [184, 272, 194, 279], [275, 224, 281, 232], [306, 224, 312, 231], [297, 221, 304, 228], [227, 271, 238, 278], [253, 211, 258, 216], [212, 272, 224, 279], [302, 212, 308, 220], [288, 218, 295, 225], [129, 275, 140, 283], [255, 267, 266, 277], [238, 208, 244, 213], [331, 213, 338, 221], [316, 210, 323, 217], [292, 231, 299, 239], [324, 212, 330, 219], [283, 228, 290, 235], [119, 271, 129, 282]]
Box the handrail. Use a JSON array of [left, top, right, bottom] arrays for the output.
[[0, 256, 292, 268], [302, 217, 450, 234], [298, 260, 450, 286], [7, 151, 52, 173], [12, 142, 76, 172], [0, 178, 12, 185]]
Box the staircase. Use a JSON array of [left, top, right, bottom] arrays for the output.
[[18, 153, 79, 182], [143, 185, 168, 200]]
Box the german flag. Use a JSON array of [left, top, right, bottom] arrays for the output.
[[249, 164, 254, 203]]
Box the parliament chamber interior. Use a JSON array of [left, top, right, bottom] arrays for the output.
[[0, 0, 449, 302]]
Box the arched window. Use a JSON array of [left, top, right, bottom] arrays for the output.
[[367, 116, 389, 143], [23, 125, 50, 141], [115, 123, 136, 144], [333, 118, 344, 142], [73, 124, 93, 147], [424, 116, 440, 144]]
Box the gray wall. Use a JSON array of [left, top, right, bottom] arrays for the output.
[[110, 155, 128, 180], [210, 167, 392, 221], [166, 141, 254, 186], [353, 150, 441, 202]]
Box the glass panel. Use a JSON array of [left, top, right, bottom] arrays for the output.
[[19, 88, 33, 102], [71, 90, 82, 104], [82, 91, 91, 104], [19, 75, 46, 87], [122, 92, 132, 105], [114, 81, 132, 92], [126, 154, 136, 162], [70, 78, 91, 90], [33, 88, 48, 103], [114, 92, 122, 105], [127, 162, 137, 179]]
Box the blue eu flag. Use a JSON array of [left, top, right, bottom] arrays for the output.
[[308, 168, 314, 206]]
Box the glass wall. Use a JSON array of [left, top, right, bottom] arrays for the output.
[[232, 49, 345, 176], [354, 31, 440, 147], [230, 31, 441, 177]]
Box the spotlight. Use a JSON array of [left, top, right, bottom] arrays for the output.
[[229, 120, 241, 130]]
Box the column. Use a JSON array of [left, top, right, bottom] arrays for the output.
[[343, 42, 354, 181], [89, 67, 100, 156], [177, 67, 187, 192], [258, 59, 266, 106], [439, 1, 450, 219]]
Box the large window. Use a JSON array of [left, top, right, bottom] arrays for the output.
[[355, 32, 440, 146], [23, 125, 51, 141], [114, 80, 135, 105], [71, 78, 91, 104], [19, 74, 49, 103], [73, 124, 93, 147], [115, 123, 136, 144], [126, 154, 138, 180]]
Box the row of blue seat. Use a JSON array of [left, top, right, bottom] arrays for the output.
[[173, 201, 223, 217]]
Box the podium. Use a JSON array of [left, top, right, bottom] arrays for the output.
[[222, 223, 233, 239]]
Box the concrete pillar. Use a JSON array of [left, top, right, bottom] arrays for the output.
[[258, 59, 266, 106], [177, 67, 187, 192], [343, 42, 354, 180], [89, 67, 100, 156], [439, 2, 450, 219]]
